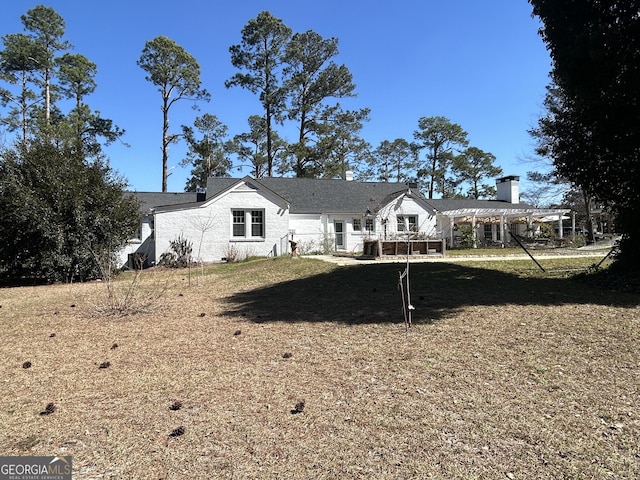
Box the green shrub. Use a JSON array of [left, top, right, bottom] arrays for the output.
[[158, 234, 193, 268]]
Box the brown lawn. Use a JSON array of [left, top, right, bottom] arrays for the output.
[[0, 256, 638, 479]]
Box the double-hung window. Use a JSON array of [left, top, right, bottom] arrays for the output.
[[251, 210, 264, 237], [397, 215, 417, 232], [232, 210, 246, 237], [484, 224, 493, 240], [232, 209, 265, 239], [365, 217, 375, 233], [354, 217, 374, 233]]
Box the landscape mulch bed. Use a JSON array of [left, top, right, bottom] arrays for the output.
[[0, 256, 638, 479]]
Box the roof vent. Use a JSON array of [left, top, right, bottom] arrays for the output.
[[344, 170, 354, 181]]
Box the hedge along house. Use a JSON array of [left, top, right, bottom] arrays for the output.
[[119, 174, 571, 267]]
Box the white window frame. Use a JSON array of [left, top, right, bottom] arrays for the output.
[[483, 223, 493, 240], [251, 210, 264, 237], [334, 220, 345, 249], [397, 215, 418, 232], [232, 210, 246, 237], [232, 209, 265, 240], [365, 217, 374, 233], [354, 217, 374, 234]]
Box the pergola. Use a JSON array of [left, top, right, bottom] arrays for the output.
[[439, 207, 573, 247]]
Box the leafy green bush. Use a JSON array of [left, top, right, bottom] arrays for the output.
[[0, 142, 139, 282], [457, 225, 475, 248]]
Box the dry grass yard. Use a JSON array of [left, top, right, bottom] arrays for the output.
[[1, 255, 639, 479]]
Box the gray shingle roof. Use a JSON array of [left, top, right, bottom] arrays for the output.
[[203, 178, 241, 198], [206, 177, 415, 214], [136, 178, 545, 216], [127, 191, 198, 213]]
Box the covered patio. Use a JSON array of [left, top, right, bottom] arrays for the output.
[[438, 207, 573, 248]]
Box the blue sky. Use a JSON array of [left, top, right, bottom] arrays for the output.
[[0, 1, 552, 194]]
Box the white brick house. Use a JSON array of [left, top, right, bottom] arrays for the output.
[[119, 175, 570, 267]]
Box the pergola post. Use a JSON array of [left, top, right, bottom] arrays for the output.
[[472, 214, 477, 248], [449, 215, 455, 248], [558, 213, 564, 239]]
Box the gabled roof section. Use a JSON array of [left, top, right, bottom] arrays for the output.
[[127, 191, 198, 214], [232, 177, 415, 214], [204, 177, 242, 198], [201, 176, 289, 208], [153, 177, 247, 213], [130, 179, 567, 218], [377, 188, 437, 215], [137, 176, 290, 214]]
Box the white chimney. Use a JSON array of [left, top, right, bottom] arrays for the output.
[[344, 170, 354, 181], [496, 175, 519, 204]]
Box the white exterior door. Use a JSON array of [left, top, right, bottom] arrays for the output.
[[334, 221, 345, 250]]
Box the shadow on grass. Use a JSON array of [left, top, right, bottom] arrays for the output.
[[223, 262, 639, 325]]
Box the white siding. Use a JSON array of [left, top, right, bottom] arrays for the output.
[[117, 215, 155, 268], [345, 214, 373, 253], [288, 195, 437, 254], [287, 196, 437, 254], [289, 214, 324, 254], [154, 187, 289, 263], [377, 196, 437, 239], [289, 214, 372, 253], [326, 214, 370, 253], [120, 186, 439, 264]]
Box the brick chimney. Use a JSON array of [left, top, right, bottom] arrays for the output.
[[496, 175, 519, 204]]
